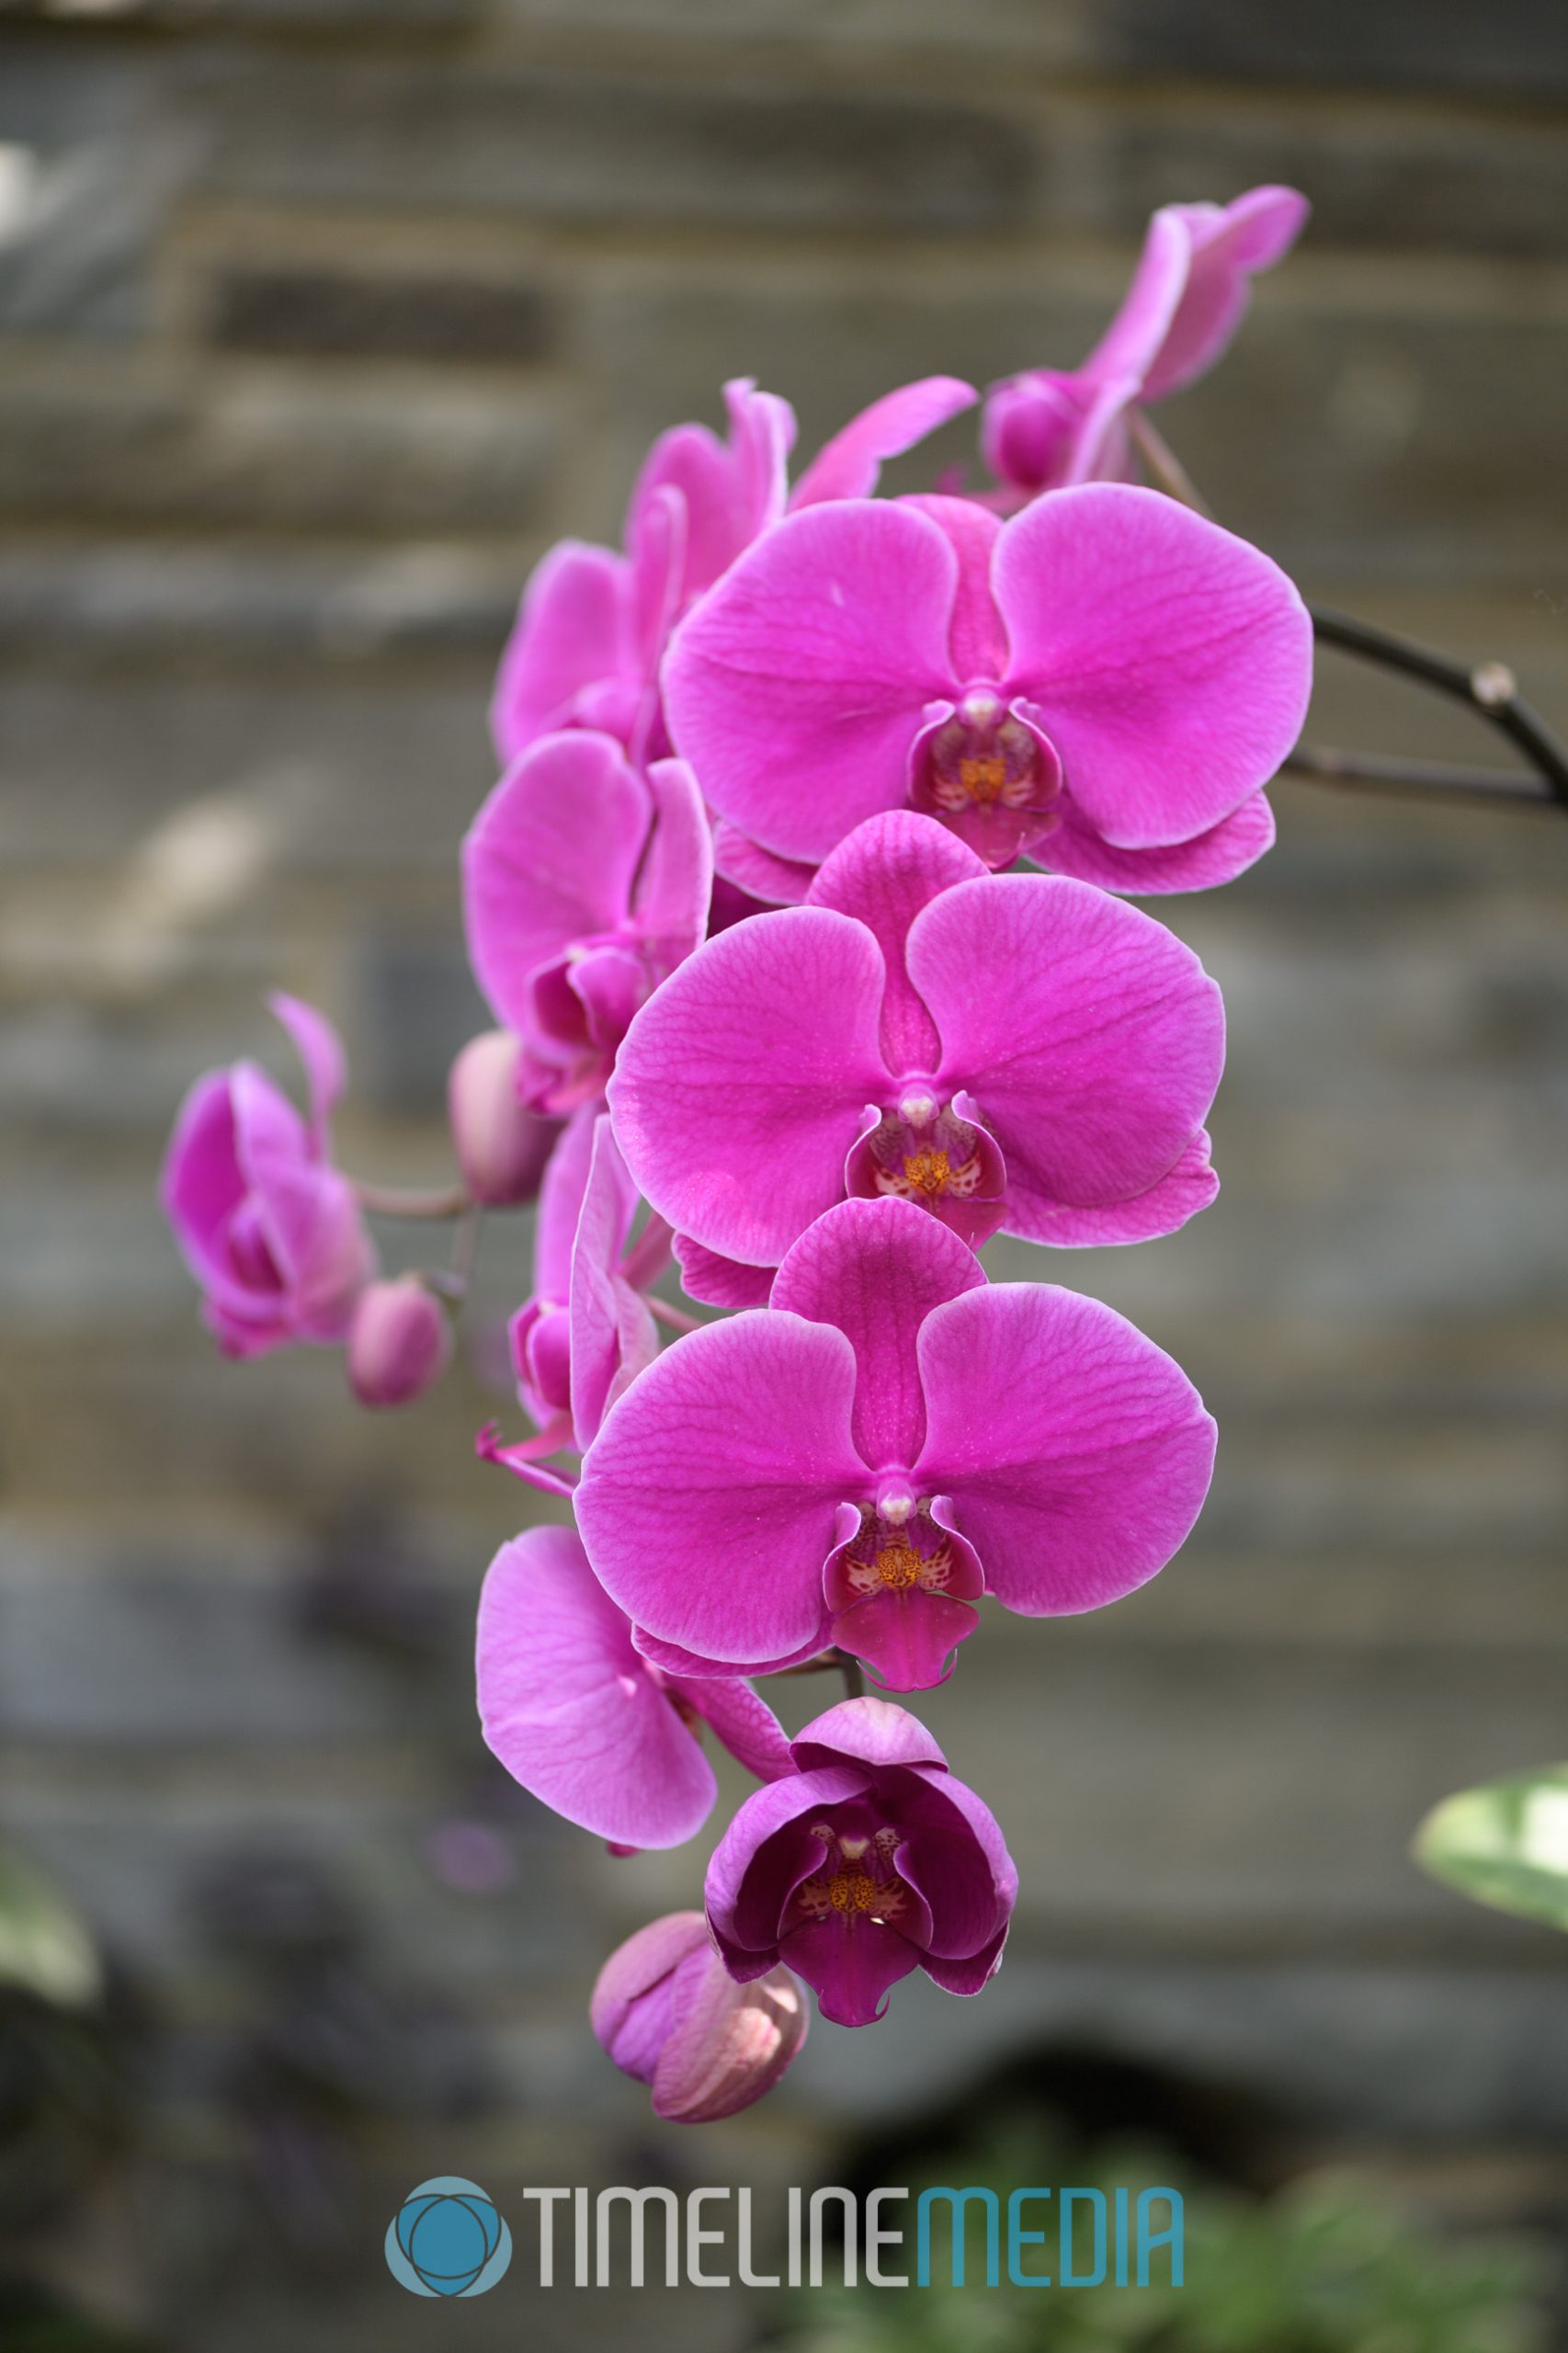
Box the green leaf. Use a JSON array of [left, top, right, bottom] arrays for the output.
[[0, 1845, 101, 2007], [1415, 1763, 1568, 1931]]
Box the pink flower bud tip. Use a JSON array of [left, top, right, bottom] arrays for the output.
[[590, 1912, 808, 2124], [447, 1029, 562, 1207], [346, 1276, 452, 1409]]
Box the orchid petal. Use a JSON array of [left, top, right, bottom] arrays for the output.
[[770, 1198, 983, 1472], [490, 540, 635, 764], [570, 1116, 657, 1449], [1039, 784, 1277, 892], [673, 1234, 776, 1310], [608, 907, 889, 1268], [675, 1677, 797, 1783], [711, 822, 819, 906], [915, 1282, 1216, 1615], [664, 500, 959, 864], [807, 811, 986, 1077], [267, 992, 347, 1145], [996, 484, 1312, 849], [1142, 187, 1311, 402], [634, 757, 713, 967], [476, 1527, 719, 1848], [575, 1310, 865, 1666], [909, 872, 1223, 1237]]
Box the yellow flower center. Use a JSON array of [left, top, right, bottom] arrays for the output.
[[957, 754, 1008, 805], [872, 1539, 924, 1590], [826, 1870, 881, 1914], [901, 1147, 952, 1199]]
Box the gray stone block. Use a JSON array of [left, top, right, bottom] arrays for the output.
[[186, 53, 1039, 233], [1101, 0, 1568, 98], [207, 264, 558, 365]]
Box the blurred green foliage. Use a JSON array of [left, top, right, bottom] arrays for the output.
[[771, 2130, 1549, 2353], [1415, 1765, 1568, 1933]]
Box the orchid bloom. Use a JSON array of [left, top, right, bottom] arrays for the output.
[[610, 810, 1222, 1283], [591, 1913, 808, 2121], [477, 1528, 793, 1850], [505, 1108, 668, 1464], [447, 1029, 562, 1208], [462, 731, 712, 1116], [663, 484, 1312, 897], [575, 1197, 1216, 1691], [983, 186, 1310, 504], [161, 994, 374, 1358], [489, 375, 978, 771], [707, 1697, 1017, 2028], [346, 1276, 451, 1409]]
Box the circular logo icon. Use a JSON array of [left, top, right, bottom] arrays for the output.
[[385, 2177, 513, 2297]]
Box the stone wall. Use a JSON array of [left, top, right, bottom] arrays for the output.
[[2, 4, 1567, 2347]]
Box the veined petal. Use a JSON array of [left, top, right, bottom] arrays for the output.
[[770, 1198, 983, 1472], [711, 821, 819, 906], [1030, 1130, 1218, 1245], [1142, 186, 1310, 403], [673, 1234, 776, 1310], [1039, 785, 1276, 892], [915, 1282, 1216, 1615], [807, 812, 986, 1077], [462, 732, 651, 1032], [663, 499, 960, 864], [531, 1101, 603, 1305], [789, 1694, 950, 1777], [575, 1310, 865, 1666], [895, 1768, 1017, 1960], [995, 484, 1312, 849], [608, 907, 890, 1268], [908, 872, 1223, 1236], [490, 540, 635, 764], [676, 1676, 797, 1782], [476, 1527, 719, 1849], [780, 1914, 921, 2027], [634, 757, 713, 968], [569, 1117, 657, 1449]]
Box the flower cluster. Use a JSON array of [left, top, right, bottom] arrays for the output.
[[162, 185, 1312, 2122]]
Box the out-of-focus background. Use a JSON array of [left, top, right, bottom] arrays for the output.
[[2, 2, 1567, 2347]]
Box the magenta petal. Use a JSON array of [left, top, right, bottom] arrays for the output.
[[491, 540, 635, 764], [915, 1283, 1217, 1615], [574, 1310, 865, 1665], [590, 1911, 711, 2077], [633, 757, 713, 965], [780, 1915, 921, 2028], [770, 1198, 983, 1472], [1034, 1130, 1218, 1246], [162, 1070, 246, 1296], [675, 1676, 796, 1783], [531, 1101, 603, 1303], [663, 499, 959, 864], [267, 992, 347, 1145], [462, 732, 651, 1032], [790, 376, 979, 508], [995, 485, 1312, 849], [895, 1768, 1017, 1958], [789, 1694, 949, 1776], [634, 1621, 834, 1681], [920, 1923, 1009, 1998], [832, 1587, 979, 1691], [1142, 187, 1311, 403], [674, 1234, 776, 1310], [569, 1117, 658, 1449], [901, 494, 1007, 679], [1040, 784, 1276, 892], [711, 822, 819, 906], [476, 1526, 719, 1848], [1081, 204, 1193, 392], [908, 872, 1223, 1238], [706, 1761, 872, 1961], [808, 812, 986, 1075], [608, 907, 889, 1267], [651, 1947, 810, 2122]]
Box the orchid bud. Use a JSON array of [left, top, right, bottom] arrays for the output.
[[590, 1912, 808, 2124], [447, 1029, 561, 1207], [346, 1277, 452, 1409]]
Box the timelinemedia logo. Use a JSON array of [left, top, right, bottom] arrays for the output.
[[385, 2177, 1183, 2292]]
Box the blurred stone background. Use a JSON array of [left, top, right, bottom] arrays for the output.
[[1, 0, 1567, 2347]]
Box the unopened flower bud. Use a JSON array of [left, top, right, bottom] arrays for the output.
[[590, 1912, 808, 2124], [346, 1277, 452, 1409], [448, 1030, 562, 1208]]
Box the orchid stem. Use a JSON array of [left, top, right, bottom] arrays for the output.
[[1135, 415, 1568, 816], [836, 1649, 866, 1701], [647, 1296, 703, 1336], [352, 1179, 470, 1220]]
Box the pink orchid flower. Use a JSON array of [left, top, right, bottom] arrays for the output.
[[706, 1697, 1017, 2029], [478, 1527, 793, 1850], [502, 1108, 668, 1468], [462, 731, 712, 1116], [591, 1913, 809, 2121], [983, 186, 1310, 503], [609, 810, 1222, 1281], [489, 375, 978, 772], [347, 1276, 452, 1409], [574, 1197, 1216, 1692], [663, 484, 1312, 897], [161, 994, 374, 1358]]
